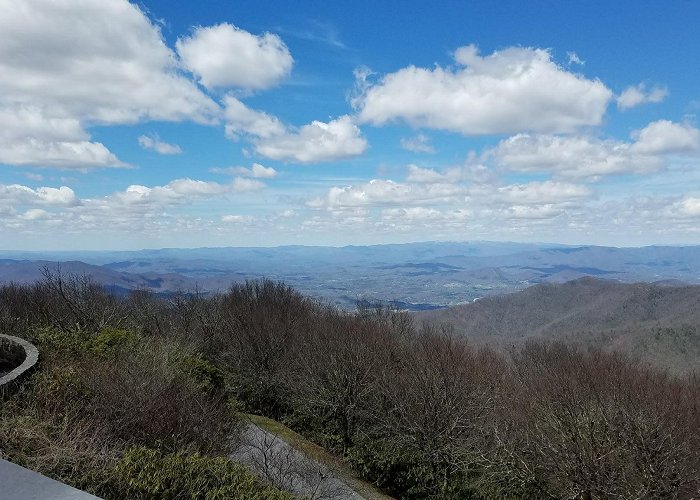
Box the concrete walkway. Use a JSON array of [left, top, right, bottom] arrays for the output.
[[0, 459, 101, 500], [232, 423, 364, 499]]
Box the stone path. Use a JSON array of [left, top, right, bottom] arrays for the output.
[[0, 459, 101, 500], [231, 422, 364, 499]]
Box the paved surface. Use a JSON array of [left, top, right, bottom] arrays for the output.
[[0, 459, 101, 500], [232, 423, 364, 499], [0, 334, 39, 397]]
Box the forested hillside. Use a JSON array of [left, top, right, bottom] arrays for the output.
[[418, 277, 700, 374], [1, 272, 698, 498]]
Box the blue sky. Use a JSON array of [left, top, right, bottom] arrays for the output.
[[1, 0, 700, 250]]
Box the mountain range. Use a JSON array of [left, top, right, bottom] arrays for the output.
[[417, 277, 700, 374], [2, 241, 700, 309]]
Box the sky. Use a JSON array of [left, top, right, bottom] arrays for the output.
[[1, 0, 700, 250]]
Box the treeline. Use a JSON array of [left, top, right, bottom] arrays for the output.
[[1, 271, 699, 499]]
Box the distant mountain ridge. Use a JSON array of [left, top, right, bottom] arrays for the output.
[[416, 277, 700, 373], [2, 241, 700, 309], [0, 259, 203, 295]]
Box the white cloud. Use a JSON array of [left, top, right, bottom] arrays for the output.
[[0, 0, 219, 168], [248, 163, 277, 178], [400, 133, 435, 153], [381, 207, 441, 221], [224, 96, 286, 140], [213, 163, 278, 178], [232, 177, 265, 192], [111, 177, 261, 206], [256, 115, 367, 163], [0, 176, 274, 241], [353, 45, 612, 135], [617, 83, 668, 110], [0, 184, 79, 207], [176, 23, 293, 90], [630, 120, 700, 155], [567, 51, 585, 66], [675, 197, 700, 217], [488, 134, 659, 178], [507, 204, 564, 219], [224, 96, 367, 163], [487, 120, 700, 179], [406, 163, 497, 184], [497, 180, 592, 205], [21, 208, 51, 221], [221, 214, 254, 223], [406, 165, 450, 183], [0, 135, 124, 169], [381, 207, 471, 223], [309, 179, 463, 209], [138, 135, 182, 155]]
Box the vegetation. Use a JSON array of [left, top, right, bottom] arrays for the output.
[[0, 271, 699, 498], [113, 447, 293, 499], [417, 277, 700, 374], [0, 272, 287, 498]]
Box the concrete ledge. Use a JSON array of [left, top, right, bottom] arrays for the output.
[[0, 459, 101, 499], [0, 334, 39, 398]]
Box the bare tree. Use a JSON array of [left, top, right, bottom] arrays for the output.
[[39, 265, 127, 333]]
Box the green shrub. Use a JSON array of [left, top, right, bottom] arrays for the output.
[[32, 364, 93, 416], [346, 436, 484, 499], [90, 328, 139, 356], [0, 413, 118, 496], [35, 326, 139, 358], [36, 326, 91, 354], [181, 355, 226, 393], [112, 446, 294, 500]]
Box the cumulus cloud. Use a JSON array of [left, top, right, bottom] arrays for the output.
[[0, 0, 219, 168], [0, 175, 275, 243], [353, 45, 612, 135], [507, 204, 565, 220], [212, 163, 278, 178], [111, 177, 264, 206], [0, 184, 79, 207], [232, 177, 266, 191], [617, 83, 668, 110], [247, 163, 277, 178], [406, 165, 451, 183], [255, 115, 367, 163], [138, 135, 182, 155], [176, 23, 293, 90], [488, 134, 659, 178], [497, 180, 592, 205], [400, 133, 436, 153], [224, 96, 367, 163], [381, 207, 470, 223], [224, 96, 286, 140], [303, 117, 699, 237], [0, 135, 124, 169], [21, 209, 51, 221], [309, 179, 464, 209], [406, 163, 497, 185], [221, 214, 254, 223], [487, 120, 700, 179], [630, 120, 700, 155], [675, 197, 700, 217]]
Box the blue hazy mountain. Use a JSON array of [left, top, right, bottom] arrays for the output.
[[1, 241, 700, 309]]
